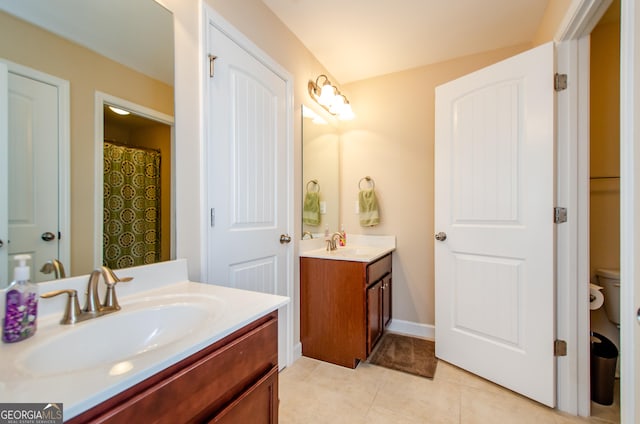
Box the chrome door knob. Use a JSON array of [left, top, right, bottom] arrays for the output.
[[435, 232, 447, 241], [41, 232, 56, 242], [279, 234, 292, 244]]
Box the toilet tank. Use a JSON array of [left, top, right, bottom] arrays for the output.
[[596, 268, 620, 325]]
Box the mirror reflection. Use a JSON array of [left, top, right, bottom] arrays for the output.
[[301, 105, 340, 238], [0, 0, 174, 282]]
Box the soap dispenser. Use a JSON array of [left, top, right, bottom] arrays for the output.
[[2, 254, 38, 343]]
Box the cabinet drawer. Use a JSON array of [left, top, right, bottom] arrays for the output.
[[209, 366, 278, 424], [74, 314, 278, 423], [367, 253, 392, 284]]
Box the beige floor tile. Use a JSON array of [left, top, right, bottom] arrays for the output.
[[279, 356, 619, 424], [460, 384, 560, 424], [374, 368, 461, 423]]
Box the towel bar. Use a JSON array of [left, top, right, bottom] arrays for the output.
[[358, 176, 375, 190], [306, 179, 321, 192]]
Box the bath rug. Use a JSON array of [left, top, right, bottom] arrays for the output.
[[368, 333, 437, 379]]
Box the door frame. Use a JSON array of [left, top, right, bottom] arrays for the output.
[[0, 59, 71, 278], [93, 91, 175, 269], [555, 0, 639, 418], [203, 6, 295, 368], [618, 1, 639, 422]]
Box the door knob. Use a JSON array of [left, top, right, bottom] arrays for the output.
[[637, 308, 640, 325], [279, 234, 292, 244], [41, 232, 56, 242], [435, 232, 447, 241], [0, 239, 3, 248]]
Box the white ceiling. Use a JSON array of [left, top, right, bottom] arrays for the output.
[[262, 0, 550, 84], [0, 0, 173, 85]]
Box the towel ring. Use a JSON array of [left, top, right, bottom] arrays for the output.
[[306, 179, 320, 193], [358, 176, 375, 190]]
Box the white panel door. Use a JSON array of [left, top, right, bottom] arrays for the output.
[[7, 72, 59, 283], [0, 62, 8, 284], [435, 43, 556, 406], [207, 22, 290, 368]]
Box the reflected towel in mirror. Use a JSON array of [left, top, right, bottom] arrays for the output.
[[359, 189, 380, 226], [303, 192, 321, 226]]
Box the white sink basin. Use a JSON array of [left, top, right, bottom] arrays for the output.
[[15, 294, 222, 377]]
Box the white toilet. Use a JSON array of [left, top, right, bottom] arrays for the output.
[[596, 268, 620, 327]]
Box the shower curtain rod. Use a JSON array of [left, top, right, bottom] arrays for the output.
[[104, 138, 161, 153]]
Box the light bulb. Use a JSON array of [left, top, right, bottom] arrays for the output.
[[318, 83, 336, 106], [338, 103, 355, 120], [108, 106, 130, 116]]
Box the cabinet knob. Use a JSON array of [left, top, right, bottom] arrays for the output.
[[434, 232, 447, 241]]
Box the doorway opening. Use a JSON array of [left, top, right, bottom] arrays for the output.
[[589, 0, 621, 420], [94, 92, 174, 270]]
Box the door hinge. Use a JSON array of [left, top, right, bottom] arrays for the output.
[[209, 55, 218, 78], [554, 339, 567, 356], [554, 73, 567, 91], [554, 207, 567, 224], [210, 208, 215, 227]]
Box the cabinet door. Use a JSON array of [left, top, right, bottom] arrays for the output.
[[367, 280, 383, 355], [382, 275, 392, 328]]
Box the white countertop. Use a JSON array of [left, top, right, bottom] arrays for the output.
[[0, 259, 289, 420], [299, 234, 396, 262]]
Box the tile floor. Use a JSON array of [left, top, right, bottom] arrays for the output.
[[279, 356, 620, 424]]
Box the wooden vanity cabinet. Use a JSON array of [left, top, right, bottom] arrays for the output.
[[301, 253, 392, 368], [67, 312, 279, 424]]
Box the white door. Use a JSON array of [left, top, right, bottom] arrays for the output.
[[207, 20, 291, 369], [7, 71, 60, 283], [435, 42, 556, 406], [0, 62, 8, 284]]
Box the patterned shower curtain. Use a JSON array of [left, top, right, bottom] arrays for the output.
[[103, 141, 161, 269]]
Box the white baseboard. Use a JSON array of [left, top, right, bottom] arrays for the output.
[[292, 342, 302, 363], [387, 319, 435, 340]]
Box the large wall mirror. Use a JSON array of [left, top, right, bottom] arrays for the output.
[[0, 0, 174, 282], [301, 105, 340, 238]]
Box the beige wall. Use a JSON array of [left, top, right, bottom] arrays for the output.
[[0, 11, 173, 276], [532, 0, 573, 46]]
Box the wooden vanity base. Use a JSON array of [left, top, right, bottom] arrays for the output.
[[67, 312, 279, 424], [301, 254, 392, 368]]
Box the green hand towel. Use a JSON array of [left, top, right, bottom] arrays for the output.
[[359, 189, 380, 226], [303, 191, 321, 226]]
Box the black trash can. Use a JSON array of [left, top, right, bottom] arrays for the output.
[[590, 332, 618, 405]]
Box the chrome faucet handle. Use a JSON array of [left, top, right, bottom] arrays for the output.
[[100, 266, 133, 286], [41, 289, 85, 325], [100, 266, 133, 310]]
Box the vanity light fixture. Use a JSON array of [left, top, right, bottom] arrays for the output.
[[308, 74, 354, 120], [108, 106, 131, 116]]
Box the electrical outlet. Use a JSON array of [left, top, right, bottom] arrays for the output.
[[320, 201, 326, 214], [355, 200, 360, 214]]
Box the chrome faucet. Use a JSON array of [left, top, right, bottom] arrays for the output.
[[302, 231, 314, 240], [326, 232, 342, 251], [41, 266, 133, 325], [40, 259, 66, 279]]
